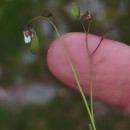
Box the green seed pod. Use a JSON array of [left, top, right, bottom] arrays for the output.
[[31, 35, 39, 55], [71, 3, 80, 18]]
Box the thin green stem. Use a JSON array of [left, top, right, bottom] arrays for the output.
[[86, 21, 95, 122], [89, 124, 93, 130], [47, 17, 97, 130], [80, 20, 95, 121], [89, 56, 94, 119], [49, 18, 96, 130], [26, 15, 96, 130]]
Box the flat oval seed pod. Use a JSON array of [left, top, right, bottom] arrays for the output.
[[71, 3, 80, 18], [31, 35, 39, 55]]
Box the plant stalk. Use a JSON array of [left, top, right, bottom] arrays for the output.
[[26, 15, 96, 130]]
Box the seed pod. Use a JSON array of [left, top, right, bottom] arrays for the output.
[[71, 3, 80, 18], [31, 35, 39, 55], [81, 11, 92, 22]]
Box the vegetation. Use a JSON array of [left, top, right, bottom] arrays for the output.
[[0, 0, 130, 130], [0, 91, 130, 130]]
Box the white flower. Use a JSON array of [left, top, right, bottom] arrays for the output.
[[23, 30, 31, 44]]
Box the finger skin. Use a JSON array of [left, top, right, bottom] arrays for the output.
[[47, 32, 130, 113]]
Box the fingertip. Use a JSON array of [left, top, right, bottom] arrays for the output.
[[47, 32, 130, 113]]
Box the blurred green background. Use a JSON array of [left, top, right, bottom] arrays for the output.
[[0, 0, 130, 130]]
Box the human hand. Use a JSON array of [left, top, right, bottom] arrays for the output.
[[47, 32, 130, 113]]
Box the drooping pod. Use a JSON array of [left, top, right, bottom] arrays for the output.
[[71, 2, 80, 18], [30, 34, 39, 55]]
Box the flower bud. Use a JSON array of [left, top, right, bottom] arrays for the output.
[[81, 11, 92, 21], [71, 3, 80, 18]]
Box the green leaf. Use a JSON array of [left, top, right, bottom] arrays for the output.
[[31, 35, 39, 55], [71, 3, 80, 18]]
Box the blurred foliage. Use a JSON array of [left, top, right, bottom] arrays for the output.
[[0, 0, 130, 130], [0, 90, 130, 130]]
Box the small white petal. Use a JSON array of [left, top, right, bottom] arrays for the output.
[[24, 34, 31, 44]]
